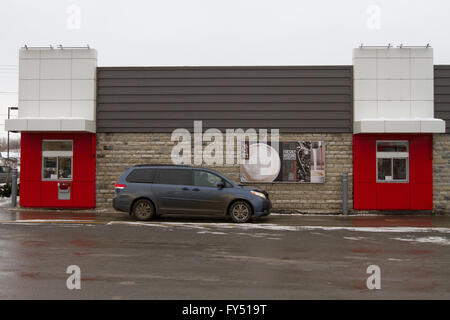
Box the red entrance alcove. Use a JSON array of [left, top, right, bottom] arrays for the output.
[[19, 132, 96, 208], [353, 133, 433, 211]]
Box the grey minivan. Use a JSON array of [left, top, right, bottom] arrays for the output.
[[113, 165, 271, 223]]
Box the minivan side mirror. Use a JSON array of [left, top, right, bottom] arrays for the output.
[[216, 181, 225, 189]]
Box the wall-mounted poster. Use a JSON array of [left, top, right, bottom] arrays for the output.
[[240, 141, 325, 183]]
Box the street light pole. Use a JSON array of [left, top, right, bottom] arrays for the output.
[[7, 106, 18, 159], [7, 107, 10, 159]]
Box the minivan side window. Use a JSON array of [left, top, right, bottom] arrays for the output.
[[126, 169, 156, 183], [155, 169, 192, 185], [193, 170, 223, 188]]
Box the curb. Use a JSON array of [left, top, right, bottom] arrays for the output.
[[4, 207, 124, 218]]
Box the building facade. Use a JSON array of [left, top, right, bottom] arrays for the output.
[[352, 47, 445, 211], [6, 47, 97, 208], [5, 45, 450, 213]]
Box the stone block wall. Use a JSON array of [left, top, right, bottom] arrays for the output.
[[434, 134, 450, 213], [96, 133, 354, 214]]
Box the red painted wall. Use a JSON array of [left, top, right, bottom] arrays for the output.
[[353, 134, 433, 211], [20, 132, 96, 208]]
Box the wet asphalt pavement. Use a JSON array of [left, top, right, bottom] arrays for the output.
[[0, 207, 450, 299]]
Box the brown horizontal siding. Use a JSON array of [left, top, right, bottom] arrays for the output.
[[97, 103, 351, 112], [96, 66, 353, 133], [97, 86, 351, 95], [435, 65, 450, 132], [97, 119, 350, 127], [97, 94, 351, 104], [97, 66, 352, 79], [97, 111, 351, 120], [98, 78, 352, 87], [97, 127, 351, 133]]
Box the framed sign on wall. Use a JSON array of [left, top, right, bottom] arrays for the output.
[[240, 141, 325, 183]]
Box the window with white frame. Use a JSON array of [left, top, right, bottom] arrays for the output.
[[376, 141, 409, 182], [42, 140, 73, 180]]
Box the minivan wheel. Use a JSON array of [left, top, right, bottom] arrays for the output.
[[132, 199, 155, 221], [229, 201, 252, 223]]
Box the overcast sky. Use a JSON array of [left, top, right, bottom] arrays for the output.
[[1, 0, 449, 137]]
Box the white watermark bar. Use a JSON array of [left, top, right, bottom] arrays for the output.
[[171, 120, 280, 176]]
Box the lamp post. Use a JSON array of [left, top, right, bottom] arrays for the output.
[[7, 106, 18, 159]]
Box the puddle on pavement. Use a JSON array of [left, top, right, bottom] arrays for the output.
[[73, 251, 92, 256], [21, 240, 49, 247], [81, 277, 97, 282], [13, 211, 96, 222], [70, 239, 96, 247], [21, 251, 42, 257], [351, 248, 383, 254], [19, 272, 40, 279], [352, 217, 433, 228], [406, 249, 433, 255]]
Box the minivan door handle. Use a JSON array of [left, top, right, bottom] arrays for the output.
[[192, 188, 200, 192], [182, 187, 190, 191]]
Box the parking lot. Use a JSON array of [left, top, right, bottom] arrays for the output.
[[1, 208, 449, 299]]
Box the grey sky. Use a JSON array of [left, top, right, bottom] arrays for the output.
[[1, 0, 449, 136]]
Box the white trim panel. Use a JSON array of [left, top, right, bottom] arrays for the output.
[[354, 119, 445, 134], [5, 118, 96, 133]]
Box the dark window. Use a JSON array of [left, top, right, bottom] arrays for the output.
[[58, 157, 72, 179], [43, 157, 57, 179], [377, 158, 392, 181], [43, 140, 72, 151], [377, 141, 408, 152], [194, 170, 223, 188], [154, 169, 192, 185], [393, 158, 407, 180], [126, 169, 157, 183]]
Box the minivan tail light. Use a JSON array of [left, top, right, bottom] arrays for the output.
[[115, 183, 126, 190]]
